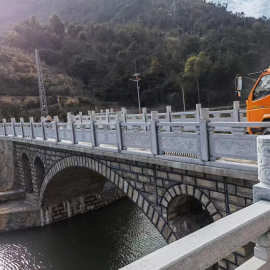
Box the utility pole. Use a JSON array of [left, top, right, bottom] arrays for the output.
[[130, 73, 142, 113], [35, 49, 48, 117]]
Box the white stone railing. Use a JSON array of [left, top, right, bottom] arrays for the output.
[[71, 101, 246, 125], [119, 135, 270, 270], [0, 110, 270, 164]]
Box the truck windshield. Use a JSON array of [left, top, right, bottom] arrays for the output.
[[253, 75, 270, 100]]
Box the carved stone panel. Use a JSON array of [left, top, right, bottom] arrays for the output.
[[122, 131, 151, 149], [158, 133, 200, 155], [96, 130, 117, 146], [209, 134, 257, 160]]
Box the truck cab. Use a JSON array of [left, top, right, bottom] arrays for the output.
[[246, 69, 270, 123]]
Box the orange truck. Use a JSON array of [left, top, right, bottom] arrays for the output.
[[236, 67, 270, 134]]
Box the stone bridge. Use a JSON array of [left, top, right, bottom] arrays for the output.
[[0, 105, 267, 269]]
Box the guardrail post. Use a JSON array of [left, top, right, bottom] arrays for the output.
[[232, 101, 240, 122], [196, 104, 202, 121], [253, 136, 270, 266], [20, 117, 25, 138], [29, 117, 35, 139], [2, 119, 7, 136], [199, 108, 210, 161], [151, 111, 159, 156], [90, 120, 97, 148]]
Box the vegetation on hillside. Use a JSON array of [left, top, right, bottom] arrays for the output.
[[1, 0, 270, 115]]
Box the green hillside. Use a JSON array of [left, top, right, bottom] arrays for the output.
[[1, 0, 270, 114]]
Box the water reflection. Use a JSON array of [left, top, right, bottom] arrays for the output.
[[0, 199, 166, 270]]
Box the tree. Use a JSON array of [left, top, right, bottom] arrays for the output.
[[49, 15, 65, 35], [184, 52, 212, 104]]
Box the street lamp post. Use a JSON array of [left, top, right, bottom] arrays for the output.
[[130, 73, 141, 113]]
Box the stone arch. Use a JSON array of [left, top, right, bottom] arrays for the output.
[[21, 153, 33, 193], [34, 156, 45, 192], [40, 156, 177, 243], [160, 184, 221, 239]]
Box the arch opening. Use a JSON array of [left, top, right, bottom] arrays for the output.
[[34, 157, 45, 192], [168, 195, 213, 239], [167, 194, 218, 270], [41, 166, 123, 224], [22, 154, 33, 193]]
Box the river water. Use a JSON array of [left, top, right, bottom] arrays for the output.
[[0, 199, 166, 270]]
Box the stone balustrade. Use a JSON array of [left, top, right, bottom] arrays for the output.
[[0, 107, 269, 165], [119, 135, 270, 270]]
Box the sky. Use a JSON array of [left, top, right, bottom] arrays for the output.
[[228, 0, 270, 18]]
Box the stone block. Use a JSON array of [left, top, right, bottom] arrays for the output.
[[197, 178, 216, 190], [210, 191, 225, 201], [168, 173, 182, 182], [138, 175, 150, 183], [138, 195, 144, 208], [156, 170, 167, 178], [130, 166, 142, 174], [143, 200, 149, 214], [132, 189, 139, 202], [142, 168, 154, 176], [237, 186, 252, 198], [182, 175, 195, 185]]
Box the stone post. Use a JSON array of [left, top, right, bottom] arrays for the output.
[[253, 135, 270, 267], [40, 117, 46, 141], [166, 105, 172, 132], [2, 119, 7, 137], [116, 112, 123, 152], [151, 111, 159, 156], [142, 107, 147, 131], [196, 104, 202, 121], [106, 109, 110, 125], [199, 108, 210, 161], [20, 117, 25, 138], [90, 120, 97, 148], [232, 101, 240, 122], [29, 117, 35, 139], [11, 117, 16, 137], [121, 108, 127, 123]]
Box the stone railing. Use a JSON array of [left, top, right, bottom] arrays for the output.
[[119, 135, 270, 270], [70, 101, 246, 124], [0, 109, 269, 164]]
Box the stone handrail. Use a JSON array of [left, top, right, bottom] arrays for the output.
[[1, 115, 270, 164], [71, 101, 246, 124], [119, 200, 270, 270], [119, 135, 270, 270]]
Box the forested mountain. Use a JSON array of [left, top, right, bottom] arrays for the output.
[[1, 0, 270, 117]]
